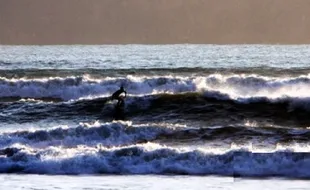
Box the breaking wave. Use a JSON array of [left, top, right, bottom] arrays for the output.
[[0, 142, 310, 178], [0, 118, 309, 178], [2, 121, 310, 148], [1, 74, 310, 102]]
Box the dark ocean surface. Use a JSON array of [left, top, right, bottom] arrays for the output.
[[1, 45, 310, 189]]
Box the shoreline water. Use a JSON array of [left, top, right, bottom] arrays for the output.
[[0, 174, 309, 190]]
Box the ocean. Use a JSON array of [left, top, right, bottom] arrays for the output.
[[0, 45, 310, 189]]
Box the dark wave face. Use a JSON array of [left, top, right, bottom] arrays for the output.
[[3, 93, 310, 127], [1, 73, 310, 127], [1, 45, 310, 178]]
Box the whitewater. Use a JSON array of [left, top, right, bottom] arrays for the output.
[[1, 45, 310, 189]]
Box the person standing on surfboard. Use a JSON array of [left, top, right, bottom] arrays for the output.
[[111, 86, 127, 106]]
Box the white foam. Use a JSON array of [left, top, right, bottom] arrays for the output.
[[0, 121, 180, 149], [0, 74, 308, 101], [1, 142, 310, 176]]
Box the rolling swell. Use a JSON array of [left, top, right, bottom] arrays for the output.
[[0, 120, 309, 177], [1, 73, 310, 101], [2, 92, 310, 126], [0, 144, 310, 178], [1, 121, 310, 150]]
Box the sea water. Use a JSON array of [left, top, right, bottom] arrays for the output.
[[0, 45, 310, 189]]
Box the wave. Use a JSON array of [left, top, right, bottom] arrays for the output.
[[3, 92, 310, 128], [0, 121, 173, 148], [2, 74, 310, 127], [1, 121, 309, 150], [4, 92, 310, 127], [2, 121, 167, 148], [0, 143, 310, 178], [0, 120, 309, 177], [1, 74, 310, 102]]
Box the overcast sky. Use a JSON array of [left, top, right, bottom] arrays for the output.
[[1, 0, 310, 44]]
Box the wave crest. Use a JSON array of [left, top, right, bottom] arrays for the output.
[[0, 144, 310, 177], [1, 74, 310, 101]]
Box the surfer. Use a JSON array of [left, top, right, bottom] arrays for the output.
[[111, 86, 127, 106]]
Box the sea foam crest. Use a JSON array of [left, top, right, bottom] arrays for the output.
[[0, 121, 178, 148], [1, 74, 310, 101], [1, 143, 310, 177]]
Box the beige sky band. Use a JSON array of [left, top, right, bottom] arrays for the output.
[[1, 0, 310, 44]]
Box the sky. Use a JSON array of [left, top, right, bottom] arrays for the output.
[[1, 0, 310, 44]]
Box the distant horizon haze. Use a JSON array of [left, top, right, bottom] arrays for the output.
[[1, 0, 310, 45]]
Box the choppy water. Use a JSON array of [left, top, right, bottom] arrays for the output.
[[1, 45, 310, 189]]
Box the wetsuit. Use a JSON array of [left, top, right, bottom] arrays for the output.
[[111, 88, 127, 106]]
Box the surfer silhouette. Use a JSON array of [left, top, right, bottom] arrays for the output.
[[111, 86, 127, 120], [111, 86, 127, 107]]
